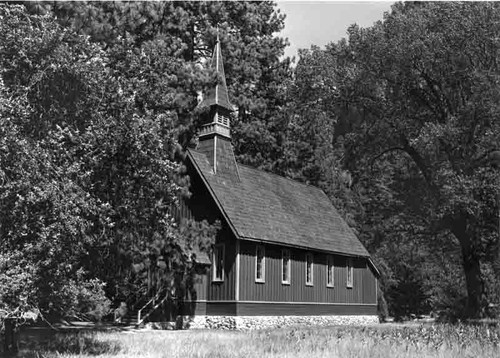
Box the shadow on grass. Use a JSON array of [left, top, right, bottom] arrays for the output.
[[5, 327, 124, 357]]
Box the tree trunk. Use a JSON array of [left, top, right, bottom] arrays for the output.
[[461, 242, 485, 318], [3, 318, 19, 352], [452, 219, 486, 319]]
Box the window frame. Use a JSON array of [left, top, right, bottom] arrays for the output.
[[255, 244, 266, 283], [305, 252, 314, 286], [281, 249, 291, 285], [346, 257, 353, 288], [327, 255, 335, 288], [212, 243, 225, 282]]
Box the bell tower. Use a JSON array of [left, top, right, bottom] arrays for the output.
[[198, 33, 233, 139], [196, 34, 239, 180]]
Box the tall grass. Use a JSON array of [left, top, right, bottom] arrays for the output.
[[17, 323, 500, 358]]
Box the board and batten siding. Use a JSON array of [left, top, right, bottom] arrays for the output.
[[187, 227, 237, 302], [185, 227, 237, 314], [208, 228, 236, 301], [238, 240, 377, 304], [190, 272, 208, 301]]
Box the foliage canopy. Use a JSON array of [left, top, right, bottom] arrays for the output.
[[290, 2, 500, 319]]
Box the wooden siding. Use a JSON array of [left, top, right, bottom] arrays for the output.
[[206, 302, 237, 315], [208, 226, 236, 301], [181, 301, 207, 316], [239, 240, 376, 304], [189, 273, 208, 301], [236, 302, 376, 316], [186, 227, 237, 303], [181, 302, 375, 317]]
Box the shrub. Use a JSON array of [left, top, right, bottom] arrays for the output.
[[43, 269, 111, 322]]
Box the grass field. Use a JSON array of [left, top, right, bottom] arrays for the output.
[[13, 323, 500, 358]]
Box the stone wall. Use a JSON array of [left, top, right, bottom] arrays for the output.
[[185, 315, 379, 330]]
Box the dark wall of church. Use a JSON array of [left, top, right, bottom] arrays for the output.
[[238, 240, 377, 305], [184, 161, 237, 302]]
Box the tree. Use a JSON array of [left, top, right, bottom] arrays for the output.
[[0, 5, 111, 320], [0, 4, 217, 321], [1, 2, 293, 322], [324, 2, 500, 318], [281, 46, 364, 226], [25, 1, 293, 169]]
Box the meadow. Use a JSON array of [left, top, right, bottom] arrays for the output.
[[13, 323, 500, 358]]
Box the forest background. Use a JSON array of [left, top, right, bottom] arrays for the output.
[[0, 1, 499, 324]]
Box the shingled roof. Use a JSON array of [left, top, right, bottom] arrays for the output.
[[187, 148, 370, 258]]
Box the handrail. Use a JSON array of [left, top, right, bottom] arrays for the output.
[[137, 289, 163, 324], [137, 294, 170, 326]]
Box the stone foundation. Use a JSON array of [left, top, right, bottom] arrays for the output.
[[185, 315, 379, 330]]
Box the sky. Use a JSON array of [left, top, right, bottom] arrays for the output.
[[276, 1, 394, 59]]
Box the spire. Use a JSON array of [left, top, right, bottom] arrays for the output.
[[196, 30, 239, 180], [198, 32, 233, 111]]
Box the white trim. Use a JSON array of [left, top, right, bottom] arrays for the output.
[[230, 144, 242, 181], [182, 300, 377, 306], [327, 255, 335, 288], [281, 249, 291, 285], [235, 240, 240, 301], [368, 257, 381, 277], [255, 244, 265, 283], [215, 41, 219, 105], [346, 257, 353, 288], [213, 135, 217, 174], [305, 252, 314, 286], [239, 235, 370, 261], [212, 243, 225, 282]]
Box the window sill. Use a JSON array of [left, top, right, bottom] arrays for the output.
[[327, 284, 335, 288], [282, 281, 290, 285], [255, 279, 266, 284], [306, 283, 314, 287]]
